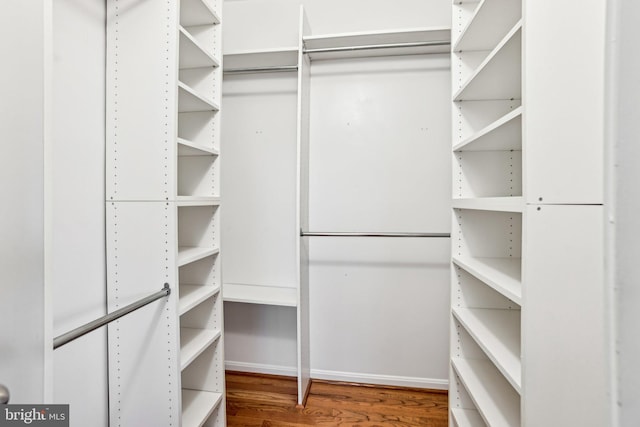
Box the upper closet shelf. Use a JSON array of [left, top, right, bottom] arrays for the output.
[[178, 82, 219, 113], [176, 196, 221, 207], [452, 197, 523, 213], [179, 284, 221, 315], [454, 0, 522, 52], [180, 0, 220, 26], [179, 27, 220, 69], [454, 107, 522, 152], [223, 47, 299, 72], [223, 283, 297, 307], [303, 27, 451, 60], [453, 255, 522, 305], [454, 21, 521, 102], [178, 246, 220, 267], [178, 138, 220, 157]]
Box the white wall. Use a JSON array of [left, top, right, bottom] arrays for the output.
[[51, 1, 108, 425], [222, 0, 452, 387]]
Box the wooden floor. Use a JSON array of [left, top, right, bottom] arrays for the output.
[[226, 372, 448, 426]]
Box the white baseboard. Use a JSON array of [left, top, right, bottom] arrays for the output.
[[224, 360, 449, 390]]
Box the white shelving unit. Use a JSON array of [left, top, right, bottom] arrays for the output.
[[106, 0, 225, 425], [451, 0, 522, 425], [221, 7, 312, 406]]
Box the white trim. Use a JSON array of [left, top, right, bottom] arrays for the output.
[[224, 361, 449, 390]]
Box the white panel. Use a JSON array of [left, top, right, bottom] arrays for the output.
[[524, 0, 605, 204], [106, 202, 181, 426], [309, 238, 450, 380], [296, 6, 311, 404], [309, 55, 451, 232], [51, 0, 108, 423], [523, 205, 607, 427], [610, 0, 640, 424], [106, 0, 178, 201], [221, 73, 298, 288], [0, 0, 50, 403]]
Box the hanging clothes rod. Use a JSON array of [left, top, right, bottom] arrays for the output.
[[53, 284, 171, 350], [224, 65, 299, 74], [301, 231, 451, 238], [303, 40, 450, 55]]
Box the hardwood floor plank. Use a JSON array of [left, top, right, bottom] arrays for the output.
[[226, 372, 448, 426]]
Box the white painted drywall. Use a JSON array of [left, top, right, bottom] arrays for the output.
[[51, 1, 108, 425], [222, 0, 452, 387]]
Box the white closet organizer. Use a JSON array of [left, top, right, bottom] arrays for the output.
[[450, 0, 523, 426], [106, 0, 225, 425], [221, 7, 312, 405]]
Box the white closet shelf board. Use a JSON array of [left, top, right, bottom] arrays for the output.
[[223, 283, 297, 307], [452, 197, 524, 212], [451, 408, 486, 427], [223, 47, 299, 70], [303, 27, 451, 60], [180, 327, 221, 371], [452, 358, 520, 427], [178, 138, 220, 157], [176, 196, 221, 206], [178, 246, 220, 267], [454, 107, 522, 151], [452, 256, 521, 304], [180, 0, 220, 26], [179, 284, 221, 315], [453, 308, 521, 393], [454, 0, 522, 52], [179, 27, 220, 69], [178, 82, 220, 113], [182, 389, 223, 427], [454, 21, 522, 102]]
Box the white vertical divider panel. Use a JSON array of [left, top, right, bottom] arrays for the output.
[[106, 202, 180, 426], [106, 0, 181, 425], [0, 0, 52, 403], [523, 0, 606, 204], [296, 5, 312, 406], [522, 205, 607, 427]]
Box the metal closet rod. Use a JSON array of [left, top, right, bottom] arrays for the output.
[[224, 65, 299, 74], [303, 40, 451, 55], [53, 284, 171, 350], [301, 231, 451, 238]]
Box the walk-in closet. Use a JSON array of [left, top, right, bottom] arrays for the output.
[[1, 0, 639, 426]]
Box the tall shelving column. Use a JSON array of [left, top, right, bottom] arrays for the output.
[[177, 0, 225, 425], [106, 0, 224, 425], [449, 0, 523, 426]]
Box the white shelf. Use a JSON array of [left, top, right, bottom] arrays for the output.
[[451, 408, 486, 427], [181, 0, 220, 27], [454, 107, 522, 152], [179, 284, 221, 315], [178, 246, 220, 267], [451, 358, 520, 427], [223, 47, 299, 70], [454, 21, 522, 102], [223, 283, 297, 307], [181, 389, 223, 427], [452, 256, 521, 305], [179, 27, 220, 69], [178, 81, 219, 113], [453, 308, 521, 393], [452, 197, 523, 213], [178, 138, 219, 157], [176, 196, 221, 207], [454, 0, 522, 52], [303, 27, 451, 60], [180, 327, 221, 371]]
